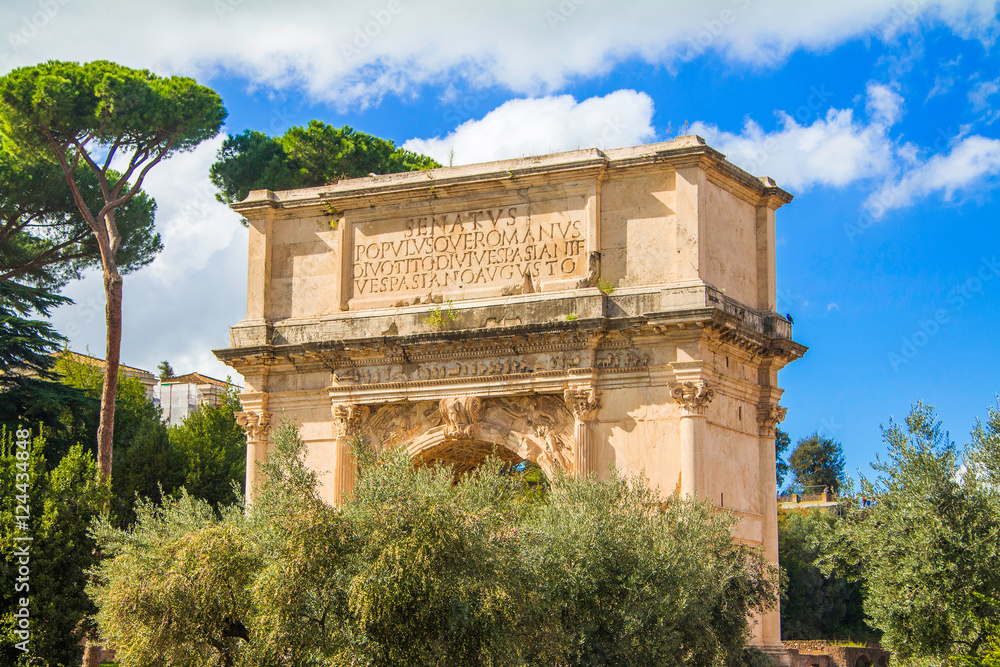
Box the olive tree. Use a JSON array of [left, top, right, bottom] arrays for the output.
[[823, 401, 1000, 665], [90, 420, 778, 667]]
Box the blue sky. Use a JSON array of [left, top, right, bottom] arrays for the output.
[[2, 0, 998, 479]]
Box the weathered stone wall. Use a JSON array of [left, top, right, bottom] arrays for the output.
[[217, 135, 805, 650]]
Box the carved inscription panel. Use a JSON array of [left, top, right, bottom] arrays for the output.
[[350, 197, 590, 305]]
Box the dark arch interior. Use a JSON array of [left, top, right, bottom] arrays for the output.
[[415, 437, 527, 477]]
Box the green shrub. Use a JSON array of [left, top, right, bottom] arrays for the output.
[[89, 420, 777, 666]]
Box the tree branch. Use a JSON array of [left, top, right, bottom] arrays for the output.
[[72, 137, 112, 202], [43, 128, 103, 240], [99, 139, 174, 219], [110, 144, 152, 199], [0, 234, 91, 283], [101, 136, 123, 172]]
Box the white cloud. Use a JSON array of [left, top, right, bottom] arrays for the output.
[[865, 135, 1000, 217], [689, 82, 899, 191], [403, 91, 656, 165], [690, 80, 1000, 218], [134, 136, 243, 283], [968, 78, 1000, 123], [0, 0, 996, 106], [866, 82, 904, 126], [49, 135, 248, 383]]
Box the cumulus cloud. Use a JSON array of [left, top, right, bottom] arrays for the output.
[[865, 135, 1000, 217], [866, 82, 905, 126], [0, 0, 996, 106], [132, 137, 244, 283], [689, 82, 899, 191], [690, 80, 1000, 218], [403, 91, 656, 165]]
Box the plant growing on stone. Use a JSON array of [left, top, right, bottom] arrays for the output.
[[597, 277, 615, 295], [423, 299, 457, 330]]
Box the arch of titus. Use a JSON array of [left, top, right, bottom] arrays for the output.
[[215, 135, 806, 651]]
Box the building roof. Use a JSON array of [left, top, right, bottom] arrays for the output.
[[160, 372, 234, 388], [63, 351, 155, 379]]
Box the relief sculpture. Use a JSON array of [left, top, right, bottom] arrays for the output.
[[595, 351, 649, 369]]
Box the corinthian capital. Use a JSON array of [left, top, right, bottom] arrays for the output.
[[564, 388, 599, 423], [333, 403, 370, 437], [671, 381, 715, 415], [756, 403, 787, 435], [236, 411, 271, 443]]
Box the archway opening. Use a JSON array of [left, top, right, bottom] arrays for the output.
[[414, 438, 526, 477], [413, 437, 550, 495]]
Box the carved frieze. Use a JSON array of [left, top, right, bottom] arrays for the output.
[[366, 402, 443, 447], [439, 396, 484, 439], [595, 350, 649, 370], [331, 351, 586, 387]]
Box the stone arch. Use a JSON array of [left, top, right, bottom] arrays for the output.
[[364, 394, 576, 477], [854, 654, 873, 667]]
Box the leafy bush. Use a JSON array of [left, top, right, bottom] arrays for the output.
[[0, 432, 110, 666], [90, 420, 777, 666]]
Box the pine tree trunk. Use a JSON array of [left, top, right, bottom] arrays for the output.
[[83, 644, 101, 667], [95, 268, 122, 482]]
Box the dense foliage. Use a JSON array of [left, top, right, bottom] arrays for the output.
[[823, 401, 1000, 665], [775, 427, 791, 488], [0, 433, 110, 666], [90, 420, 778, 667], [0, 282, 94, 449], [167, 384, 246, 509], [786, 432, 846, 494], [209, 120, 440, 206], [778, 509, 873, 641]]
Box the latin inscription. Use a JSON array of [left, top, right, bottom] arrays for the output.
[[352, 205, 587, 298]]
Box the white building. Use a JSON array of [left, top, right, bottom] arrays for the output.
[[154, 373, 236, 426]]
